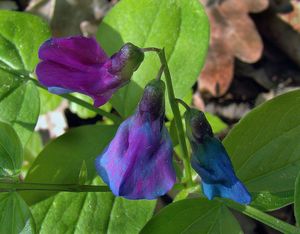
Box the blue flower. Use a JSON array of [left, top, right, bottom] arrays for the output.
[[95, 80, 176, 199], [184, 109, 251, 205]]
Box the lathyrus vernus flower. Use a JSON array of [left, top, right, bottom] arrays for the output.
[[36, 36, 144, 107], [184, 108, 251, 205], [95, 79, 176, 199]]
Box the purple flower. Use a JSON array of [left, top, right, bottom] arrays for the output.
[[95, 80, 176, 199], [184, 109, 251, 205], [36, 36, 144, 107]]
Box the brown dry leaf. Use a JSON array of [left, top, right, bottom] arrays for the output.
[[279, 0, 300, 32], [199, 0, 266, 97], [199, 8, 234, 96], [199, 40, 234, 96]]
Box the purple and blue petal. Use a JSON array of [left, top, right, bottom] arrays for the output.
[[36, 36, 144, 107], [191, 137, 251, 205], [184, 109, 251, 205], [95, 80, 176, 200], [95, 114, 176, 200]]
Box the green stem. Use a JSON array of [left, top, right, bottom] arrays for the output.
[[154, 48, 193, 186], [223, 199, 300, 234], [29, 78, 122, 124], [0, 181, 110, 193]]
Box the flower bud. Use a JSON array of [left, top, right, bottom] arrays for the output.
[[184, 108, 251, 205], [109, 43, 144, 81], [138, 79, 165, 119]]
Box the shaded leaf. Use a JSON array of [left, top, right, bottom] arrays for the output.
[[141, 198, 242, 234], [294, 171, 300, 226], [0, 121, 23, 177], [0, 192, 35, 234], [22, 132, 43, 178], [22, 124, 155, 233], [22, 124, 117, 204], [224, 90, 300, 210], [31, 182, 155, 234], [0, 10, 50, 145]]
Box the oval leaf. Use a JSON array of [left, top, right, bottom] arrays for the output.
[[295, 171, 300, 226], [31, 182, 155, 234], [0, 192, 35, 234], [0, 121, 23, 177], [141, 198, 242, 234], [97, 0, 209, 117], [224, 90, 300, 211], [0, 10, 51, 145]]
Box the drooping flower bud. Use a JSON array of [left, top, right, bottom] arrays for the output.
[[95, 79, 176, 200], [36, 36, 144, 107], [184, 108, 251, 205]]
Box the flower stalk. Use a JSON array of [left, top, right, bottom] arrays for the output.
[[0, 181, 110, 192], [150, 48, 193, 186], [222, 199, 300, 234], [29, 77, 123, 124]]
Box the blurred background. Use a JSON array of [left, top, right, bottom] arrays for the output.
[[1, 0, 300, 233]]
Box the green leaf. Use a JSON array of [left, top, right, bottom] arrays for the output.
[[205, 112, 228, 134], [295, 171, 300, 226], [39, 89, 62, 114], [0, 77, 40, 147], [22, 132, 43, 178], [107, 198, 154, 234], [223, 90, 300, 211], [69, 93, 112, 119], [22, 124, 155, 233], [0, 121, 23, 177], [31, 180, 155, 234], [0, 10, 51, 145], [78, 160, 88, 185], [0, 192, 35, 234], [97, 0, 209, 117], [141, 198, 242, 234], [22, 124, 118, 205]]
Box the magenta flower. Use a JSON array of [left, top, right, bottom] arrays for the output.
[[95, 80, 176, 199], [36, 36, 144, 107]]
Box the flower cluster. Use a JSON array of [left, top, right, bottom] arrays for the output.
[[36, 36, 251, 204]]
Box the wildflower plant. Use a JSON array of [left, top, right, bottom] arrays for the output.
[[0, 1, 300, 234]]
